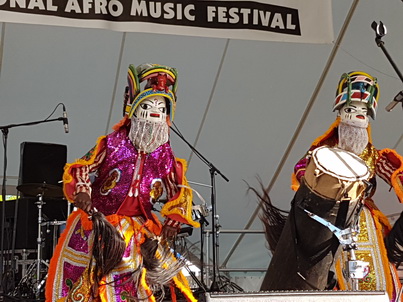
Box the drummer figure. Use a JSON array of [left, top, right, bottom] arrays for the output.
[[290, 71, 403, 297]]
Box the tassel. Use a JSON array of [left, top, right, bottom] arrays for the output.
[[140, 237, 159, 271], [89, 210, 126, 294], [247, 180, 288, 253]]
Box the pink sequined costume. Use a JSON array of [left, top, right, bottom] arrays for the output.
[[45, 63, 199, 302]]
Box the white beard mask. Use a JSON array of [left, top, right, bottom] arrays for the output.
[[128, 118, 169, 153], [338, 122, 369, 155]]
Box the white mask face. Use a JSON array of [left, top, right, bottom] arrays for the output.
[[339, 101, 369, 128], [134, 95, 167, 122]]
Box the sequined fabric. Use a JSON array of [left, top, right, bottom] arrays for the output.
[[46, 126, 197, 302], [359, 144, 379, 176], [47, 212, 193, 302], [48, 213, 142, 301], [91, 127, 175, 217]]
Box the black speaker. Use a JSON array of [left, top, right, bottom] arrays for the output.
[[13, 142, 68, 253], [18, 141, 67, 188]]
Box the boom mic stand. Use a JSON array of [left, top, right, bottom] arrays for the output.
[[170, 124, 229, 292], [0, 115, 66, 296], [372, 21, 403, 82], [372, 21, 403, 111]]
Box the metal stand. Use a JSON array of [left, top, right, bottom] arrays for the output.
[[372, 21, 403, 82], [34, 194, 48, 299], [8, 193, 50, 300], [372, 21, 403, 111], [303, 208, 369, 290], [170, 124, 229, 292]]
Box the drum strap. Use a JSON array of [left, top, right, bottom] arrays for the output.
[[335, 200, 350, 228]]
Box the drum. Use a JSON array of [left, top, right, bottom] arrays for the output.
[[304, 146, 370, 201]]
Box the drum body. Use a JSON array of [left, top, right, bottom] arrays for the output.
[[304, 146, 369, 201], [261, 147, 370, 291]]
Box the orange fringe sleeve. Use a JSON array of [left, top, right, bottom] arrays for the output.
[[112, 115, 130, 131], [311, 117, 341, 147], [291, 172, 300, 192], [378, 148, 403, 203]]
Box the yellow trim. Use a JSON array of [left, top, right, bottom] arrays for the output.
[[140, 268, 156, 302], [127, 67, 140, 99], [127, 88, 176, 120], [160, 158, 200, 228], [173, 273, 198, 302], [141, 68, 176, 81], [128, 68, 137, 82], [337, 71, 379, 98]]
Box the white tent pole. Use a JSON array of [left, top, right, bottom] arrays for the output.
[[105, 32, 126, 134], [221, 0, 361, 268], [0, 23, 6, 80], [187, 38, 230, 164]]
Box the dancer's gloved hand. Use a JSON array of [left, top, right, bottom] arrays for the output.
[[74, 192, 92, 213], [162, 218, 181, 239]]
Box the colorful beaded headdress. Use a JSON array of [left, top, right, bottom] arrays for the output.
[[333, 71, 379, 119], [124, 63, 178, 120]]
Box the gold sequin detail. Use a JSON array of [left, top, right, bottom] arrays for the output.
[[357, 211, 369, 242], [359, 144, 379, 176]]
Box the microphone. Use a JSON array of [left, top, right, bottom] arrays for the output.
[[386, 90, 403, 112], [62, 104, 69, 133]]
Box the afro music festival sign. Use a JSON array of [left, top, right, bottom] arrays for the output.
[[0, 0, 333, 43]]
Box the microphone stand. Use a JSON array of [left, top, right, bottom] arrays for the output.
[[372, 21, 403, 112], [170, 125, 229, 292], [372, 21, 403, 82], [0, 116, 65, 295]]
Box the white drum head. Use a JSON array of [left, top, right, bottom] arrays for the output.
[[312, 146, 369, 181]]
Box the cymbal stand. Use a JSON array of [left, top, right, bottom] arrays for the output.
[[8, 193, 49, 300], [34, 193, 48, 299]]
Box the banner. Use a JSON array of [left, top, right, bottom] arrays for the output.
[[0, 0, 333, 43]]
